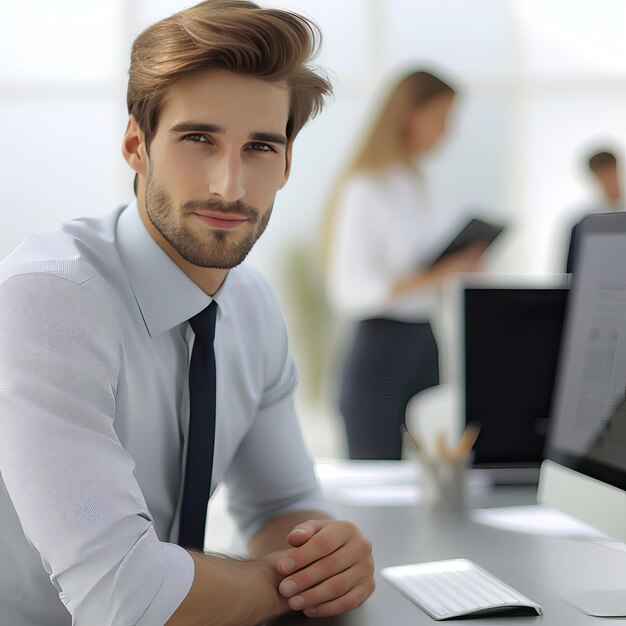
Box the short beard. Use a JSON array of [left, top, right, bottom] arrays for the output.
[[144, 173, 272, 269]]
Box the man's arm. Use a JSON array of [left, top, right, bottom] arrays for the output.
[[167, 510, 375, 625], [166, 550, 288, 626], [248, 509, 330, 556], [0, 274, 194, 624], [165, 510, 324, 626]]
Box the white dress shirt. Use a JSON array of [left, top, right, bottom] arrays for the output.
[[326, 163, 463, 322], [0, 202, 327, 626]]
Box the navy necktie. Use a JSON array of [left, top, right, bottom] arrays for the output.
[[178, 300, 218, 550]]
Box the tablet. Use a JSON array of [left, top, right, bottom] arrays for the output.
[[431, 217, 505, 266]]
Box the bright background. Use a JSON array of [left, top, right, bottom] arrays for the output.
[[2, 0, 625, 458]]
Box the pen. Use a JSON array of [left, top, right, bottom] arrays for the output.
[[455, 423, 480, 458], [436, 425, 480, 462]]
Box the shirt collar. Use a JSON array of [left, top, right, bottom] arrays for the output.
[[116, 200, 215, 337]]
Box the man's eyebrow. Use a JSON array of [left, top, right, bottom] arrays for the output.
[[170, 122, 224, 134], [250, 132, 288, 146], [170, 122, 288, 146]]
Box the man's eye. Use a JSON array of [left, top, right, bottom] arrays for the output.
[[247, 142, 274, 153], [183, 134, 208, 143]]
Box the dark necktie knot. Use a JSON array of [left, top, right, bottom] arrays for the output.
[[189, 300, 218, 340]]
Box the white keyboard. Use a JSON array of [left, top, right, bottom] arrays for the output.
[[381, 559, 543, 620]]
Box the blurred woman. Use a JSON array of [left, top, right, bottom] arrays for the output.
[[322, 70, 486, 460]]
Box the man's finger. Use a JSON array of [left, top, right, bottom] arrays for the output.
[[278, 539, 371, 598], [303, 582, 374, 618], [286, 519, 326, 548], [289, 566, 375, 616], [278, 522, 352, 575]]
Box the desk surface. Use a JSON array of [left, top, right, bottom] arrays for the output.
[[270, 481, 626, 625]]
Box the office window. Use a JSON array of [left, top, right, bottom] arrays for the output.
[[0, 0, 125, 82], [514, 0, 626, 76], [0, 99, 128, 253], [386, 0, 509, 76]]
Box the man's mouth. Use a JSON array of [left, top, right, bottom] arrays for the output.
[[193, 212, 249, 229]]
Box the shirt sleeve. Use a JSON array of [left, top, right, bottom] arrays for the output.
[[326, 175, 397, 319], [0, 273, 194, 625], [222, 281, 333, 540]]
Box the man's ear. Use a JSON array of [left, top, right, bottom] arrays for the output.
[[122, 115, 148, 176], [279, 143, 293, 190]]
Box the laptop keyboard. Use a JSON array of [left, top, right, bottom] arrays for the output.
[[382, 558, 543, 620]]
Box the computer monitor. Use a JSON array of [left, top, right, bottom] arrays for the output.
[[455, 276, 569, 482], [539, 212, 626, 542]]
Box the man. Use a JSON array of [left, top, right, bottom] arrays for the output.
[[0, 2, 374, 625], [565, 148, 624, 272]]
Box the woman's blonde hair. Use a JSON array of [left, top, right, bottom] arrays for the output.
[[127, 0, 332, 151], [320, 70, 455, 264]]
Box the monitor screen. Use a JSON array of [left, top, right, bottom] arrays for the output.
[[463, 285, 568, 467], [547, 221, 626, 492]]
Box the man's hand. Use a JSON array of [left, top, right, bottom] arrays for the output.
[[274, 519, 375, 618]]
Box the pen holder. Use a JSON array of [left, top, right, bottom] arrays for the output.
[[420, 452, 472, 516]]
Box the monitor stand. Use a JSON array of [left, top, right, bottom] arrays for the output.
[[566, 590, 626, 617], [473, 466, 540, 486]]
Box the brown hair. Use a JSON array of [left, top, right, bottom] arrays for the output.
[[320, 70, 455, 264], [127, 0, 332, 151], [588, 150, 617, 172]]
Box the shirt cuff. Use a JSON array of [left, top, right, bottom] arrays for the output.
[[137, 542, 194, 625]]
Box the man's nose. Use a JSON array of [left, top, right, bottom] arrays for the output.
[[208, 153, 245, 203]]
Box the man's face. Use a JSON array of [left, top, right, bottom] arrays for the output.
[[592, 164, 621, 202], [141, 69, 291, 269]]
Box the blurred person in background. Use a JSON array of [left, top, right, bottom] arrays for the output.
[[321, 70, 487, 460], [566, 148, 624, 272]]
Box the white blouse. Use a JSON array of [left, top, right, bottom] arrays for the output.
[[327, 163, 462, 322]]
